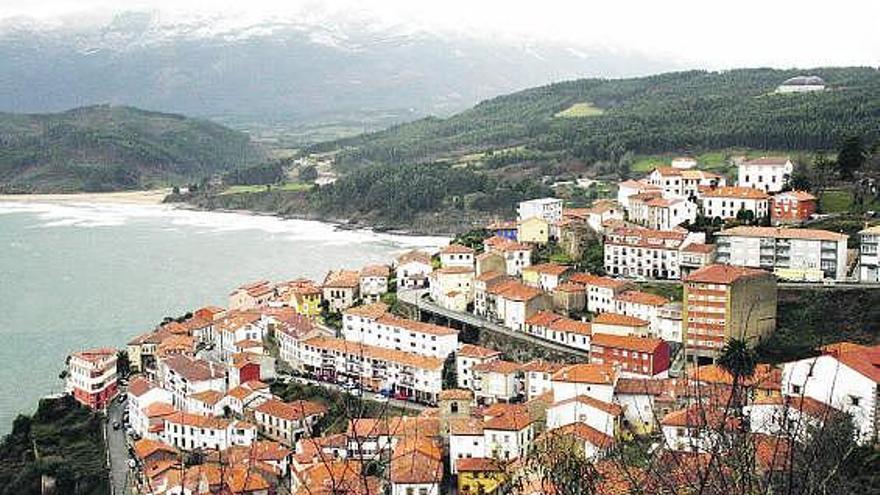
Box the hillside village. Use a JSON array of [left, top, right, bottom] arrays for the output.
[[61, 155, 880, 494]]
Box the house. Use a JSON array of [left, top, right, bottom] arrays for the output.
[[283, 279, 323, 317], [292, 336, 444, 404], [157, 355, 227, 410], [473, 271, 509, 317], [672, 157, 698, 169], [646, 167, 687, 197], [517, 216, 551, 244], [395, 250, 434, 290], [448, 418, 486, 474], [700, 186, 770, 220], [486, 220, 518, 240], [592, 313, 651, 337], [228, 280, 276, 311], [490, 281, 548, 331], [472, 360, 522, 404], [781, 342, 880, 444], [456, 344, 502, 390], [276, 312, 327, 368], [604, 226, 704, 280], [212, 311, 264, 362], [569, 273, 632, 314], [546, 394, 623, 436], [390, 437, 444, 495], [738, 157, 795, 193], [541, 423, 614, 460], [429, 266, 475, 312], [578, 202, 624, 234], [482, 404, 535, 460], [521, 263, 571, 291], [613, 378, 669, 433], [127, 377, 173, 439], [660, 405, 734, 453], [342, 305, 459, 360], [679, 243, 716, 279], [748, 395, 843, 441], [66, 347, 118, 410], [456, 458, 506, 494], [322, 270, 361, 311], [613, 290, 670, 335], [483, 237, 533, 276], [589, 334, 670, 378], [683, 264, 777, 364], [438, 389, 475, 437], [224, 381, 273, 417], [639, 196, 697, 231], [715, 226, 849, 281], [475, 251, 506, 276], [859, 224, 880, 282], [185, 389, 227, 417], [771, 190, 817, 224], [521, 360, 567, 401], [524, 311, 591, 352], [551, 281, 586, 313], [359, 264, 390, 303], [617, 179, 662, 210], [657, 302, 684, 343], [550, 363, 618, 404], [517, 197, 563, 223], [439, 244, 475, 268], [254, 399, 328, 446], [161, 413, 257, 451]]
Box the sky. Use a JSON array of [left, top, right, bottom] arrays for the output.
[[0, 0, 878, 69]]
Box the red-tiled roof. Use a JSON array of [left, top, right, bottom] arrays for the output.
[[614, 290, 669, 307], [717, 226, 847, 241], [472, 360, 521, 375], [821, 342, 880, 383], [552, 363, 616, 385], [544, 422, 614, 448], [684, 264, 770, 285], [702, 186, 769, 200], [593, 313, 649, 327], [344, 302, 389, 319], [592, 333, 665, 354], [457, 344, 501, 359], [525, 311, 563, 327], [569, 273, 630, 289], [255, 399, 327, 421], [523, 263, 571, 276], [552, 394, 623, 416], [440, 244, 475, 255], [456, 457, 505, 473]]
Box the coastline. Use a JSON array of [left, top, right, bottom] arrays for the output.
[[0, 189, 171, 205]]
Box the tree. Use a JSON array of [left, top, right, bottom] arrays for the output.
[[116, 350, 131, 378], [837, 135, 866, 180], [299, 165, 319, 182], [575, 239, 605, 275]]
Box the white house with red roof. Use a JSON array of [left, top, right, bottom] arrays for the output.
[[482, 236, 533, 276], [66, 347, 119, 411], [700, 186, 770, 220], [127, 377, 173, 438], [546, 393, 623, 436], [550, 363, 618, 404], [520, 360, 567, 401], [481, 404, 535, 460], [472, 360, 522, 404], [158, 355, 227, 410], [439, 244, 476, 268], [456, 344, 502, 390], [342, 304, 459, 359], [523, 311, 591, 352], [395, 250, 434, 290], [569, 273, 632, 314], [612, 290, 670, 335], [228, 280, 275, 310], [782, 343, 880, 444], [359, 264, 390, 303], [254, 398, 328, 446]]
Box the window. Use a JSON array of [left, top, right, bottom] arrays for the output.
[[791, 384, 802, 394], [850, 395, 861, 407]]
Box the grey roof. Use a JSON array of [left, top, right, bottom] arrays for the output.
[[781, 75, 825, 86]]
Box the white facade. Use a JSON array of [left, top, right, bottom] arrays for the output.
[[483, 425, 533, 461], [449, 431, 485, 474], [701, 193, 769, 220], [715, 227, 849, 281], [859, 226, 880, 282], [656, 303, 683, 343], [604, 228, 704, 280], [342, 311, 459, 360], [456, 346, 501, 390], [546, 397, 618, 436], [737, 158, 794, 193], [782, 352, 878, 444], [157, 356, 227, 410], [517, 197, 563, 223], [161, 414, 257, 451]]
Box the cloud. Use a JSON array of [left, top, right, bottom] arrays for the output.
[[1, 0, 878, 68]]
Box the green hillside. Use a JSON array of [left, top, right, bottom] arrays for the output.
[[314, 67, 880, 169], [0, 105, 266, 193]]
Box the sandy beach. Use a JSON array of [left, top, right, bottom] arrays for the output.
[[0, 189, 170, 205]]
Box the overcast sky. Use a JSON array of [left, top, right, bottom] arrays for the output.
[[1, 0, 878, 69]]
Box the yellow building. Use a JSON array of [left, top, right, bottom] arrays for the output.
[[517, 216, 550, 245], [428, 267, 475, 312], [286, 279, 323, 317], [456, 458, 507, 494], [682, 264, 777, 364]]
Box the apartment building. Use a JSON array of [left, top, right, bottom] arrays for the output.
[[771, 190, 817, 224], [613, 290, 670, 335], [589, 334, 670, 378], [604, 226, 703, 280], [439, 244, 476, 268], [292, 336, 444, 404], [157, 355, 227, 410], [253, 398, 327, 446], [359, 264, 390, 303], [456, 344, 502, 390], [161, 413, 257, 451], [517, 197, 563, 223], [342, 304, 459, 359], [66, 347, 118, 410], [715, 226, 849, 281], [683, 264, 777, 364], [569, 273, 632, 314]]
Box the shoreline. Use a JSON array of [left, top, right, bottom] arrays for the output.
[[0, 189, 171, 205]]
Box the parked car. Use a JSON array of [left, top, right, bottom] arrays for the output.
[[394, 392, 408, 401], [372, 394, 389, 403]]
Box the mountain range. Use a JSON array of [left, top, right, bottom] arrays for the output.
[[0, 10, 675, 135]]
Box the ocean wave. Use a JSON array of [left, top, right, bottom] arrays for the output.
[[0, 201, 448, 250]]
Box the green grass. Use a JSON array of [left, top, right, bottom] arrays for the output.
[[220, 182, 311, 195], [820, 189, 854, 213], [554, 102, 604, 118]]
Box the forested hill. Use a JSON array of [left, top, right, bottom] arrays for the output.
[[315, 67, 880, 168], [0, 105, 265, 193]]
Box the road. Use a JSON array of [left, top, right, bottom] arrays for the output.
[[279, 374, 428, 412], [397, 289, 590, 360], [106, 395, 130, 495]]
